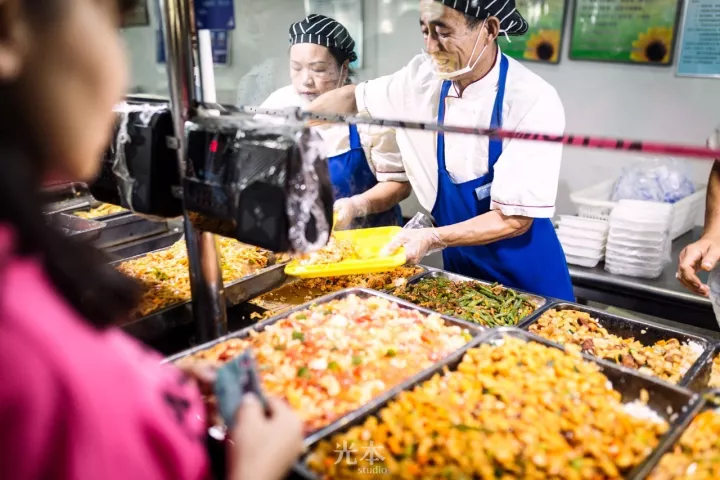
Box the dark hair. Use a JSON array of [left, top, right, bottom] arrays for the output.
[[0, 0, 143, 328], [0, 152, 141, 328], [328, 46, 356, 85]]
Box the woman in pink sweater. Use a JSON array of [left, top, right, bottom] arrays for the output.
[[0, 1, 303, 479]]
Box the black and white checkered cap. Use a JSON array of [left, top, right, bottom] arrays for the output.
[[435, 0, 528, 36], [289, 14, 358, 63]]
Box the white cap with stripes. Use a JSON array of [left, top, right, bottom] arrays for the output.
[[289, 14, 358, 63]]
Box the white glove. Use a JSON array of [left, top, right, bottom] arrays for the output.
[[333, 196, 371, 230], [381, 228, 445, 264]]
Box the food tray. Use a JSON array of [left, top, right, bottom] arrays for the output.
[[520, 303, 714, 388], [113, 246, 287, 343], [604, 259, 665, 279], [165, 288, 485, 440], [387, 268, 552, 329], [565, 253, 603, 268], [557, 231, 606, 250], [46, 212, 106, 243], [562, 244, 605, 258], [558, 214, 610, 232], [293, 327, 700, 480], [104, 230, 184, 262], [87, 211, 170, 249], [284, 226, 406, 278], [630, 389, 720, 479], [686, 342, 720, 391], [252, 266, 428, 317]]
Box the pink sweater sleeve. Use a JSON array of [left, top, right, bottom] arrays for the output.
[[0, 252, 209, 480], [0, 327, 209, 480]]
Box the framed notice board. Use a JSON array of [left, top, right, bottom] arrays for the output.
[[569, 0, 682, 65], [676, 0, 720, 77]]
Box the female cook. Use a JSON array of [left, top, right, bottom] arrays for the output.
[[307, 0, 574, 301], [259, 14, 411, 230], [0, 0, 302, 478]]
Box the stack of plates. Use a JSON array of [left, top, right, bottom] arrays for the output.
[[557, 215, 609, 268], [605, 200, 672, 279]]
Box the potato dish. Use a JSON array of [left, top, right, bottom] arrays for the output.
[[307, 337, 668, 479], [251, 266, 423, 317], [74, 203, 127, 219], [181, 294, 472, 432], [529, 309, 702, 384], [648, 405, 720, 480], [116, 237, 270, 317]]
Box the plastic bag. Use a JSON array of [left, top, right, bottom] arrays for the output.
[[611, 159, 695, 204], [709, 269, 720, 328]]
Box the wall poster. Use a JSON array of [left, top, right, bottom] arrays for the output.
[[498, 0, 569, 63], [676, 0, 720, 77], [569, 0, 682, 64]]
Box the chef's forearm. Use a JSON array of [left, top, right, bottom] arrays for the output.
[[309, 85, 359, 115], [436, 210, 533, 247], [356, 182, 411, 215], [703, 160, 720, 239]]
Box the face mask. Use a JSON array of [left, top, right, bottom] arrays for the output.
[[425, 19, 488, 80]]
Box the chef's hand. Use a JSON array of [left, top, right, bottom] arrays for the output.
[[306, 85, 358, 127], [334, 196, 370, 230], [678, 237, 720, 297], [230, 394, 304, 480], [382, 228, 446, 264]]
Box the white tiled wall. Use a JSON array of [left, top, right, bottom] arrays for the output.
[[122, 0, 720, 222]]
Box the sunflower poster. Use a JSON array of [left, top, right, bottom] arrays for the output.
[[570, 0, 681, 64], [498, 0, 568, 63]]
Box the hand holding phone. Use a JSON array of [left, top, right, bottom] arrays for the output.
[[214, 350, 270, 429]]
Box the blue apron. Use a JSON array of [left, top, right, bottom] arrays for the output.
[[328, 124, 403, 229], [431, 54, 574, 301]]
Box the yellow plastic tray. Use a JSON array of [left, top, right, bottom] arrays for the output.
[[284, 226, 406, 278]]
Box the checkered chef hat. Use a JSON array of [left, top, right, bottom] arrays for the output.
[[289, 14, 358, 63], [434, 0, 528, 36]]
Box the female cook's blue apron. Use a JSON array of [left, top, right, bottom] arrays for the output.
[[431, 54, 574, 301], [328, 124, 403, 229]]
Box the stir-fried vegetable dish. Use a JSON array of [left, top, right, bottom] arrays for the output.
[[529, 309, 703, 385], [648, 402, 720, 480], [116, 237, 270, 317], [307, 337, 668, 479], [74, 203, 127, 219], [251, 267, 423, 317], [392, 276, 536, 327], [180, 294, 472, 432]]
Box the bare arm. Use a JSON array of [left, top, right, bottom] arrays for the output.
[[703, 161, 720, 238], [437, 210, 533, 247], [308, 85, 359, 117], [678, 160, 720, 296]]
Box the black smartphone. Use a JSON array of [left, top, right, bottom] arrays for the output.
[[214, 350, 270, 429]]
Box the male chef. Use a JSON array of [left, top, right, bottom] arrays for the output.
[[310, 0, 574, 300]]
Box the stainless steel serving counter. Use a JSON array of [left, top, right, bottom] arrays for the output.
[[569, 227, 718, 332]]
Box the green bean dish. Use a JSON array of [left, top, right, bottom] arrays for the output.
[[392, 277, 536, 327]]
